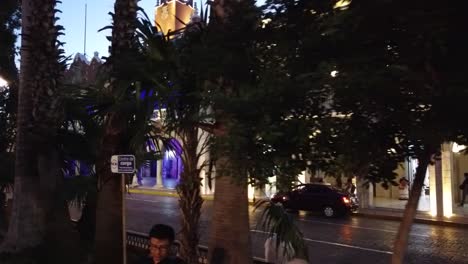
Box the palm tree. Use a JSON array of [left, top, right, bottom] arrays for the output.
[[1, 1, 73, 258], [0, 152, 14, 237], [93, 0, 138, 262], [209, 159, 252, 264], [134, 12, 209, 262], [206, 1, 257, 262], [254, 200, 309, 262]]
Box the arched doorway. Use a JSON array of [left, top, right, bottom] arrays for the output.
[[162, 138, 183, 189]]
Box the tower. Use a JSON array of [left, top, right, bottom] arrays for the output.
[[155, 0, 195, 35]]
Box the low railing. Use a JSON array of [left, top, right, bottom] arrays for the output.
[[126, 231, 269, 264]]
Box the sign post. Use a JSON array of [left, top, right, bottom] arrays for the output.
[[111, 155, 136, 264]]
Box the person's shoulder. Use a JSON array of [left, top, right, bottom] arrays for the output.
[[160, 256, 187, 264], [136, 256, 153, 264], [174, 256, 186, 264], [287, 258, 309, 264]]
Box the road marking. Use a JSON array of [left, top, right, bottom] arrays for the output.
[[297, 219, 429, 238], [251, 230, 393, 255], [303, 238, 393, 255]]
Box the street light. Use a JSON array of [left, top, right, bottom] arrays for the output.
[[0, 76, 8, 87], [452, 143, 466, 153]]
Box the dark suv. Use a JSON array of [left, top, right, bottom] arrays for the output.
[[271, 183, 358, 217]]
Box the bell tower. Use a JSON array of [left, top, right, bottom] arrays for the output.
[[155, 0, 195, 36]]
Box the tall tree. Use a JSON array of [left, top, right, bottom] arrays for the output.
[[0, 0, 20, 86], [0, 0, 19, 236], [166, 28, 210, 263], [204, 1, 262, 262], [94, 0, 138, 263], [0, 1, 80, 263], [322, 1, 468, 263]]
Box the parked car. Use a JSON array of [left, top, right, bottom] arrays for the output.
[[271, 183, 358, 217]]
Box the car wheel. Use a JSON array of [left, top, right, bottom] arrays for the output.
[[323, 206, 336, 217]]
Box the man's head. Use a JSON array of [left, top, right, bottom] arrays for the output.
[[148, 224, 176, 263], [464, 172, 468, 178]]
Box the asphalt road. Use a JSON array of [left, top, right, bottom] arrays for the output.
[[125, 193, 468, 264]]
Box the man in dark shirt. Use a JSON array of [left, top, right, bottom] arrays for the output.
[[139, 224, 186, 264]]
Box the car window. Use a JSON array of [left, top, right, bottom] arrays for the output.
[[293, 185, 311, 192], [305, 185, 329, 193]]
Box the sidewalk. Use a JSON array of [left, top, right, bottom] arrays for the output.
[[128, 186, 214, 201], [355, 207, 468, 228]]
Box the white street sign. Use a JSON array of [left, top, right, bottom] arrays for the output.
[[111, 155, 136, 174]]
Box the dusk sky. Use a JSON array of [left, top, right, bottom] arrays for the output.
[[57, 0, 266, 61], [58, 0, 157, 60]]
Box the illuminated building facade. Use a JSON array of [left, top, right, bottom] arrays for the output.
[[132, 1, 468, 222], [155, 0, 195, 36]]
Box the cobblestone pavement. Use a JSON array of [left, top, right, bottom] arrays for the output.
[[125, 193, 468, 264]]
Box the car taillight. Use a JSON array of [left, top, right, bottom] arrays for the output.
[[342, 197, 350, 204]]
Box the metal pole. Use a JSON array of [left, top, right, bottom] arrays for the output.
[[122, 173, 127, 264], [84, 2, 87, 56]]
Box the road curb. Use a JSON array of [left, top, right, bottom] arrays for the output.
[[352, 212, 468, 229], [128, 188, 214, 201]]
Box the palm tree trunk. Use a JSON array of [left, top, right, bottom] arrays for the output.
[[1, 0, 57, 252], [206, 1, 253, 262], [0, 192, 7, 237], [94, 0, 137, 262], [209, 157, 252, 264], [177, 128, 204, 263], [391, 147, 434, 264], [94, 114, 126, 264], [38, 151, 81, 263]]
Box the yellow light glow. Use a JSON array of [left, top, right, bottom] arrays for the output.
[[334, 0, 351, 10], [248, 183, 255, 200], [452, 143, 466, 153], [442, 185, 453, 217], [428, 166, 438, 217], [442, 188, 453, 218], [261, 18, 271, 28], [442, 144, 453, 218], [298, 171, 306, 184]]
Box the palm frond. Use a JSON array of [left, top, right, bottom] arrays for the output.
[[254, 199, 309, 262], [62, 174, 97, 209]]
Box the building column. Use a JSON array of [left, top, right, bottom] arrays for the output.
[[429, 158, 444, 218], [428, 162, 438, 216], [199, 149, 213, 195], [199, 169, 207, 195], [254, 184, 266, 201], [356, 177, 370, 209], [304, 168, 312, 183], [131, 173, 139, 187], [153, 159, 164, 189], [441, 143, 454, 217]]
